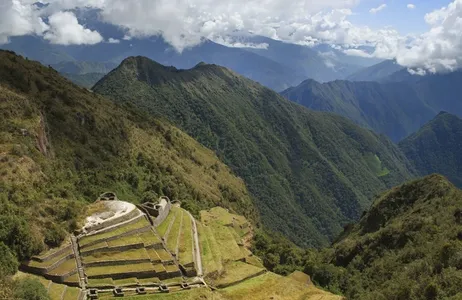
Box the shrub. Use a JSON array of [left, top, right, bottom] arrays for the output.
[[13, 277, 50, 300]]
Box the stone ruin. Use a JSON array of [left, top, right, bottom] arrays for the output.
[[141, 196, 172, 226], [98, 192, 118, 201]]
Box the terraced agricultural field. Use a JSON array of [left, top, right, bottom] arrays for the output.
[[166, 209, 183, 252], [85, 262, 155, 277], [197, 222, 221, 274], [83, 248, 150, 263], [178, 212, 194, 267], [47, 282, 67, 300], [79, 216, 150, 247], [47, 258, 77, 276], [157, 206, 180, 237]]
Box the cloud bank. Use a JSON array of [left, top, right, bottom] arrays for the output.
[[1, 0, 462, 74]]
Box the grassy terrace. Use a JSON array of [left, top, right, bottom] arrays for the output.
[[48, 258, 77, 276], [63, 273, 80, 285], [63, 287, 81, 299], [85, 262, 155, 277], [197, 223, 221, 274], [35, 240, 71, 261], [210, 223, 244, 262], [157, 207, 180, 237], [82, 241, 108, 253], [113, 277, 139, 286], [48, 282, 66, 300], [27, 248, 73, 268], [214, 261, 264, 287], [156, 249, 173, 262], [79, 217, 150, 247], [165, 264, 180, 273], [137, 277, 160, 285], [87, 277, 115, 287], [166, 210, 183, 253], [138, 230, 162, 246], [146, 248, 161, 262], [178, 212, 194, 266], [106, 235, 142, 248], [83, 248, 150, 263], [152, 263, 166, 273]]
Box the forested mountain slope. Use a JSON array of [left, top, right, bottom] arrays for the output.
[[93, 56, 415, 247], [399, 112, 462, 188], [313, 174, 462, 299], [0, 50, 256, 276]]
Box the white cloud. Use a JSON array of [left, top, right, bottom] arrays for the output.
[[369, 4, 387, 14], [43, 11, 103, 45], [108, 37, 120, 43], [343, 48, 372, 58], [0, 0, 48, 44], [407, 4, 416, 10]]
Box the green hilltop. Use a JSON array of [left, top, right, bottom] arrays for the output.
[[308, 174, 462, 299], [399, 112, 462, 188], [93, 56, 415, 247], [0, 50, 257, 281]]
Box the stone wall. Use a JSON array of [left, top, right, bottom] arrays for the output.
[[153, 198, 172, 227], [43, 268, 78, 283], [20, 253, 75, 275]]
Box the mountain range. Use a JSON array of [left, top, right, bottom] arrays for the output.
[[92, 55, 415, 247], [281, 70, 462, 142], [0, 29, 380, 92]]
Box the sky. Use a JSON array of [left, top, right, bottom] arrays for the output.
[[1, 0, 462, 74]]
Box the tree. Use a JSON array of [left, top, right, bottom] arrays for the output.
[[13, 277, 50, 300]]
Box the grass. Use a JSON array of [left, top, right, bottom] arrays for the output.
[[106, 235, 142, 248], [137, 277, 160, 285], [156, 249, 173, 262], [85, 262, 155, 277], [219, 272, 343, 300], [209, 223, 243, 262], [63, 273, 80, 285], [138, 230, 162, 246], [165, 264, 180, 273], [98, 289, 216, 300], [79, 217, 150, 247], [48, 282, 66, 300], [82, 241, 108, 252], [146, 248, 161, 262], [62, 287, 81, 300], [214, 261, 264, 287], [35, 240, 71, 261], [113, 277, 139, 286], [152, 263, 166, 273], [166, 210, 183, 252], [157, 207, 180, 237], [87, 277, 115, 287], [178, 212, 194, 266], [83, 248, 150, 263], [197, 223, 221, 274], [48, 258, 77, 276], [27, 248, 73, 268]]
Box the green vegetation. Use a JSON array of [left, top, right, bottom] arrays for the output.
[[197, 222, 221, 274], [113, 277, 139, 286], [399, 112, 462, 188], [178, 212, 194, 266], [0, 50, 255, 277], [87, 277, 115, 288], [304, 174, 462, 299], [166, 210, 183, 252], [94, 56, 414, 247], [86, 262, 155, 277], [47, 282, 66, 300], [13, 277, 50, 300], [62, 72, 106, 89], [157, 207, 180, 237], [27, 248, 73, 268], [213, 261, 265, 287], [83, 248, 150, 263], [47, 259, 76, 276], [62, 286, 81, 299]]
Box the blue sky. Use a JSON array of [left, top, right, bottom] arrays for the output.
[[351, 0, 451, 34]]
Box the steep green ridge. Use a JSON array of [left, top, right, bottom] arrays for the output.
[[281, 79, 436, 142], [93, 56, 415, 247], [0, 50, 255, 276], [399, 112, 462, 188], [313, 175, 462, 299]]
